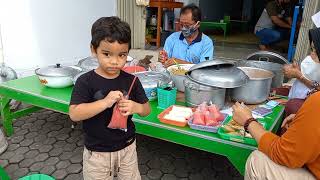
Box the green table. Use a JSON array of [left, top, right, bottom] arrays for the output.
[[0, 75, 285, 175]]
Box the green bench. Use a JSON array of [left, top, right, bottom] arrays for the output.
[[200, 16, 230, 39]]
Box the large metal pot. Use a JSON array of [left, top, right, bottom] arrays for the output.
[[231, 67, 274, 104], [35, 64, 82, 88], [133, 71, 172, 101], [167, 64, 194, 92], [245, 51, 289, 88], [236, 60, 284, 88], [184, 78, 225, 108]]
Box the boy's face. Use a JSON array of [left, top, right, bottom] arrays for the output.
[[91, 40, 129, 77]]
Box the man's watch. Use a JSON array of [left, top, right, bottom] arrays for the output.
[[244, 118, 257, 133]]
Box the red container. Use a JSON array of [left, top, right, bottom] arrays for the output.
[[122, 66, 146, 74], [157, 105, 193, 127]]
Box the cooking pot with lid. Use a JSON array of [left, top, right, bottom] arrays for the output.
[[35, 64, 82, 88]]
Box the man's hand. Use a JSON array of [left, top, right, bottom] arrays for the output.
[[103, 91, 123, 108], [163, 58, 176, 68], [158, 50, 168, 64], [283, 62, 302, 79], [232, 102, 253, 126], [118, 99, 139, 116], [281, 114, 296, 129]]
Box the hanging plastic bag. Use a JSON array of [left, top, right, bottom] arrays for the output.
[[108, 76, 137, 131]]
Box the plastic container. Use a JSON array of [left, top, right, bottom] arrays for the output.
[[157, 87, 177, 109], [157, 105, 191, 127], [188, 113, 228, 133], [122, 66, 146, 74], [218, 118, 266, 146]]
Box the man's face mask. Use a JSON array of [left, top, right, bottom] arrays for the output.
[[181, 21, 199, 37]]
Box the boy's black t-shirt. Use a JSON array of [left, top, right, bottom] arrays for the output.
[[70, 70, 148, 152]]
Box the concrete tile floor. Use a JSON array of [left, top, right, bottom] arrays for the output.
[[0, 109, 243, 180]]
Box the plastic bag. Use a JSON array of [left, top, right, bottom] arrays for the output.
[[108, 77, 137, 131]]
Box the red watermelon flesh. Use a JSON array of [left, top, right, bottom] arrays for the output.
[[193, 111, 205, 125]]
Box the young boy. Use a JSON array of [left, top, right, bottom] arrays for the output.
[[69, 16, 151, 180]]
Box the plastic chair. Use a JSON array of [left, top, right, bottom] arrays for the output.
[[0, 166, 55, 180]]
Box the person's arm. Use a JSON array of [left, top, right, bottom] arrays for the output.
[[270, 16, 291, 29], [69, 90, 123, 122], [266, 2, 291, 29], [118, 100, 150, 117], [283, 63, 320, 90], [232, 102, 268, 143], [163, 57, 191, 68], [233, 94, 320, 168], [118, 78, 151, 117]]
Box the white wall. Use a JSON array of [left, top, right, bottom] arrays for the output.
[[0, 0, 116, 77]]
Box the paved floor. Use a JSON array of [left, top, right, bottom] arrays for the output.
[[0, 110, 243, 180]]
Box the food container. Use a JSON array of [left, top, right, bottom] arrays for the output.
[[231, 67, 274, 104], [167, 64, 194, 92], [35, 64, 82, 88], [157, 105, 192, 127], [188, 113, 228, 133], [243, 51, 289, 88], [218, 118, 267, 146], [133, 71, 172, 101], [184, 78, 226, 108], [122, 66, 146, 74], [184, 60, 249, 108]]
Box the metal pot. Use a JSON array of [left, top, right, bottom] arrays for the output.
[[0, 63, 17, 83], [77, 56, 99, 71], [245, 51, 289, 87], [184, 78, 225, 108], [236, 60, 284, 88], [35, 64, 82, 88], [167, 64, 195, 92], [231, 67, 274, 104], [133, 71, 172, 101], [246, 51, 289, 64]]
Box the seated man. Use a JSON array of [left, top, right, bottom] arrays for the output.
[[255, 0, 294, 50], [159, 4, 214, 67], [232, 93, 319, 179]]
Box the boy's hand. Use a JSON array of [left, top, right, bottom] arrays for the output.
[[104, 91, 123, 108], [118, 99, 139, 116]]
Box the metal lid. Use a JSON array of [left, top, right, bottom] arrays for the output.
[[77, 56, 99, 70], [187, 60, 249, 88], [246, 51, 289, 64], [35, 64, 81, 77], [133, 71, 171, 87]]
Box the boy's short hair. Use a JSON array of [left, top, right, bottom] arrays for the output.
[[91, 16, 131, 50], [180, 4, 202, 22]]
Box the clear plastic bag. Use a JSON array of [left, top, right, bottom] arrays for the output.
[[108, 77, 137, 131]]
